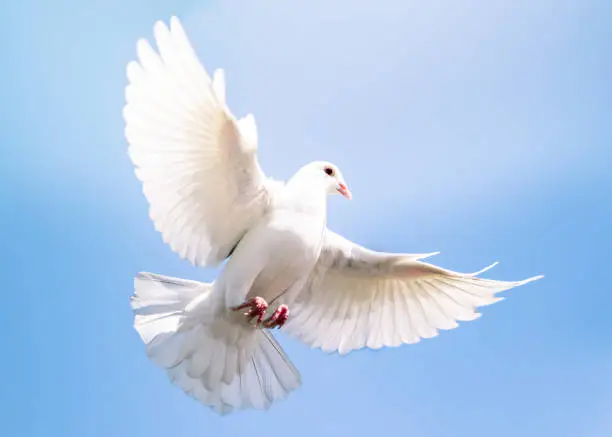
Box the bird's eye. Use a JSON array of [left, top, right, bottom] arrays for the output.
[[324, 167, 334, 176]]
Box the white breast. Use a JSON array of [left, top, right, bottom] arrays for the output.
[[245, 207, 325, 303], [216, 180, 328, 309]]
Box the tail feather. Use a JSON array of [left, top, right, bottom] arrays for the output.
[[131, 272, 208, 345], [131, 272, 301, 414]]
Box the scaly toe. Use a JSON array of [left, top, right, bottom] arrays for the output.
[[262, 304, 290, 329], [231, 297, 269, 325]]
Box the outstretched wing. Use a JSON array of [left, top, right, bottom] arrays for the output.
[[124, 17, 273, 266], [284, 229, 542, 355]]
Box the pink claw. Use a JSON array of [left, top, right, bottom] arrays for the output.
[[230, 297, 269, 325], [262, 305, 290, 329]]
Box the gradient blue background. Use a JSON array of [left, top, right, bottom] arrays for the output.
[[2, 1, 611, 436]]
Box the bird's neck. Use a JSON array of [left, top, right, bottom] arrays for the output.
[[283, 177, 328, 218]]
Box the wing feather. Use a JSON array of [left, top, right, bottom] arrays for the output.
[[284, 229, 543, 355], [125, 17, 271, 266]]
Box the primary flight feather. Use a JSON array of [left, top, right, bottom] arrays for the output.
[[125, 16, 543, 415]]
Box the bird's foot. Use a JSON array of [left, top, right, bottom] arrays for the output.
[[230, 297, 269, 325], [262, 304, 290, 329]]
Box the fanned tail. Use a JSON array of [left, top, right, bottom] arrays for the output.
[[131, 272, 302, 414]]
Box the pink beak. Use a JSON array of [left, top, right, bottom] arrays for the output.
[[337, 182, 352, 200]]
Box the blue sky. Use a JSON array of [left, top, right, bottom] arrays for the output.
[[1, 1, 611, 436]]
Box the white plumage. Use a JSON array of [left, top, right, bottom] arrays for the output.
[[125, 17, 543, 415]]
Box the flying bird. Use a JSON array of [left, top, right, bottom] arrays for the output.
[[124, 16, 543, 415]]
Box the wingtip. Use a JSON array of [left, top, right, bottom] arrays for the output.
[[469, 261, 499, 276], [213, 68, 225, 77], [136, 38, 148, 49], [521, 274, 545, 284], [126, 60, 141, 83], [153, 19, 170, 36], [170, 15, 182, 30], [415, 251, 440, 260], [212, 69, 226, 104]]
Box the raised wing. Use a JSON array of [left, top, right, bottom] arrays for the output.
[[124, 17, 272, 266], [284, 230, 543, 355]]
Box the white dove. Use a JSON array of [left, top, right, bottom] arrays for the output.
[[125, 17, 543, 415]]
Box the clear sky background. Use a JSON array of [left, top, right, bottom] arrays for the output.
[[1, 1, 611, 436]]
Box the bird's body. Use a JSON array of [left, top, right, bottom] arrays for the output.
[[217, 173, 328, 313], [125, 16, 543, 415]]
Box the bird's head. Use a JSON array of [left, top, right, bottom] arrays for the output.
[[294, 161, 352, 200]]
